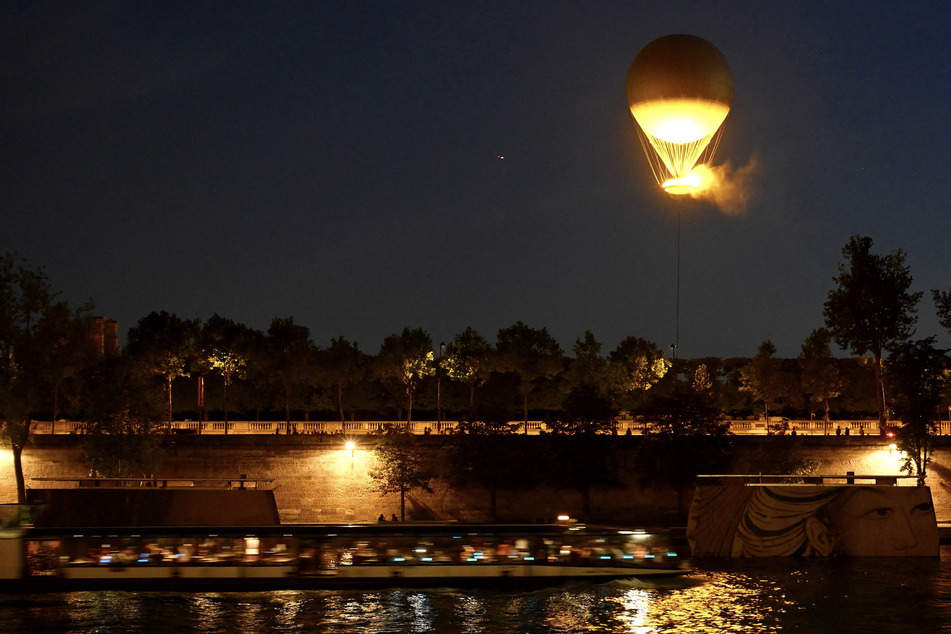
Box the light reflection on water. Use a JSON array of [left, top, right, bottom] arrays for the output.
[[3, 553, 951, 633]]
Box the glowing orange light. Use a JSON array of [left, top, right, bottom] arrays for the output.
[[631, 99, 730, 144], [662, 170, 703, 195]]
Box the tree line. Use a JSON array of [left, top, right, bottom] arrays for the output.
[[2, 234, 950, 499]]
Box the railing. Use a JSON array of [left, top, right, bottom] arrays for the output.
[[29, 418, 949, 436], [29, 420, 469, 436], [30, 476, 274, 489], [698, 474, 918, 486]]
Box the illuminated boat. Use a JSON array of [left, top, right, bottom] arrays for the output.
[[3, 519, 687, 591]]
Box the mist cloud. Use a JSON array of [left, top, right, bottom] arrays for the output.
[[690, 154, 760, 215]]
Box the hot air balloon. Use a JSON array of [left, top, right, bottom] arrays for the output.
[[626, 34, 733, 195]]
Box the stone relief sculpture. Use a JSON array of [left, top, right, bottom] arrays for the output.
[[688, 481, 939, 557]]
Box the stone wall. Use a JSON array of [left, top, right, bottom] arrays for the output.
[[5, 436, 951, 525]]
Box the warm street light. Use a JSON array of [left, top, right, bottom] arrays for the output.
[[437, 342, 446, 423], [345, 440, 355, 458]]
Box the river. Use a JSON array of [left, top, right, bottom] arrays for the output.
[[3, 548, 950, 633]]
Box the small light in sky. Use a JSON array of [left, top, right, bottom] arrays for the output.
[[496, 155, 505, 160]]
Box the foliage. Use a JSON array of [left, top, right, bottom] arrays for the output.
[[545, 384, 622, 520], [692, 363, 713, 392], [32, 304, 98, 425], [608, 336, 671, 412], [563, 331, 610, 395], [733, 435, 820, 479], [824, 235, 921, 426], [443, 327, 492, 416], [547, 384, 617, 435], [739, 341, 787, 423], [199, 314, 252, 427], [316, 337, 367, 423], [377, 328, 435, 422], [126, 311, 200, 430], [447, 413, 528, 520], [0, 253, 61, 501], [645, 371, 731, 439], [887, 337, 947, 485], [714, 358, 750, 415], [494, 321, 563, 427], [368, 425, 434, 520], [257, 317, 316, 423], [639, 368, 732, 518], [798, 328, 842, 422], [79, 355, 166, 477], [831, 357, 878, 417], [7, 241, 947, 429], [228, 328, 270, 418], [931, 288, 951, 332]]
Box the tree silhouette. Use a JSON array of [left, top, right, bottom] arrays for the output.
[[546, 384, 620, 520], [0, 253, 58, 501], [199, 314, 253, 430], [609, 336, 671, 414], [317, 337, 367, 423], [443, 327, 491, 417], [888, 337, 947, 486], [377, 328, 434, 423], [259, 317, 315, 425], [640, 368, 732, 518], [798, 328, 842, 424], [79, 355, 166, 477], [932, 288, 951, 331], [18, 301, 98, 431], [127, 311, 200, 432], [494, 321, 563, 432], [369, 425, 434, 520], [447, 414, 522, 520], [740, 340, 786, 426], [824, 235, 921, 428], [564, 331, 610, 395]]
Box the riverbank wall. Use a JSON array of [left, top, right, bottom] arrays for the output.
[[5, 436, 951, 525]]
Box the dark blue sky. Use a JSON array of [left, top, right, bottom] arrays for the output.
[[3, 1, 950, 358]]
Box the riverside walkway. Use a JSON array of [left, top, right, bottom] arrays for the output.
[[29, 418, 951, 436]]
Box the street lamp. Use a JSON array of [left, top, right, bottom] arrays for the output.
[[345, 440, 355, 458], [437, 342, 446, 424]]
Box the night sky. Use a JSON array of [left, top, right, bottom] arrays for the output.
[[4, 2, 951, 359]]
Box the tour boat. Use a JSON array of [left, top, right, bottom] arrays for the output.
[[2, 520, 687, 591]]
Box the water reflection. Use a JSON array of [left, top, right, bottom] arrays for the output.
[[405, 592, 435, 633], [320, 591, 385, 631], [451, 593, 486, 633], [267, 591, 306, 630], [608, 573, 788, 633], [2, 555, 951, 633]]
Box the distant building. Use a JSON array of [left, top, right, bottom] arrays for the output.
[[87, 317, 119, 356]]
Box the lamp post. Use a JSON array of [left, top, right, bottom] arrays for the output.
[[437, 342, 446, 424]]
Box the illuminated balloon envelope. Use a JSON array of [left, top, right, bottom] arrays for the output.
[[626, 34, 733, 195]]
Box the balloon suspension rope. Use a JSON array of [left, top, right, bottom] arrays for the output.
[[675, 208, 680, 360]]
